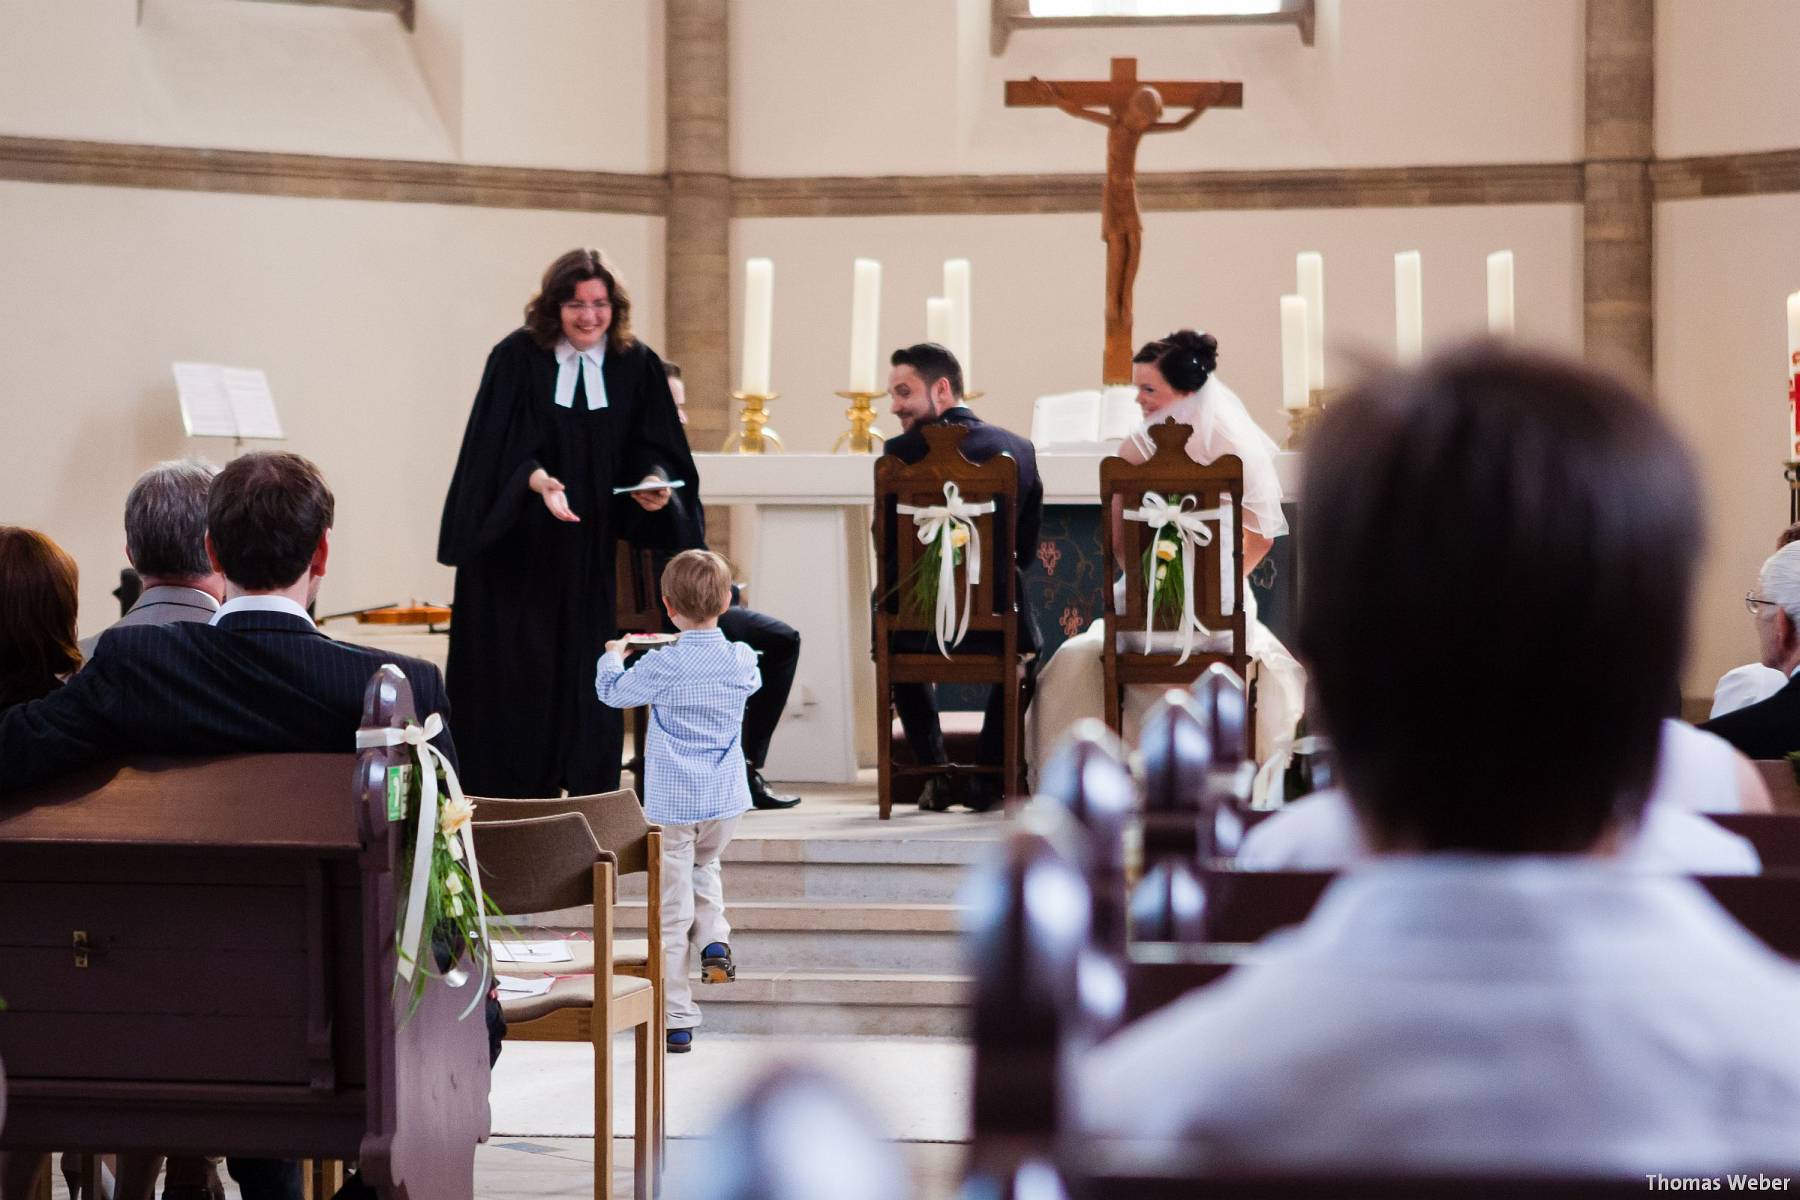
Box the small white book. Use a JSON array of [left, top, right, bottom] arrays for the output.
[[173, 362, 285, 440]]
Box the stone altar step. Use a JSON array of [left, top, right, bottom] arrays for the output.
[[618, 831, 993, 904], [688, 969, 971, 1037], [618, 900, 968, 973]]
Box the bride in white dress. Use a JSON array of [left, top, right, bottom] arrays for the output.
[[1028, 330, 1306, 775]]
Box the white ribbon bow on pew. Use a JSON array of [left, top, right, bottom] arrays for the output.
[[355, 713, 491, 1019], [896, 481, 997, 657], [1123, 492, 1226, 666]]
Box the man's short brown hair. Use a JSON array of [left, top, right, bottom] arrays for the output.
[[661, 549, 733, 622], [208, 452, 335, 591]]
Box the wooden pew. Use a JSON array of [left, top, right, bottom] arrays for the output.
[[0, 667, 489, 1199]]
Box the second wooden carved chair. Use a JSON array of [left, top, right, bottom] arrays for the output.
[[1100, 419, 1252, 752], [473, 812, 661, 1200], [615, 542, 664, 796], [873, 423, 1024, 819]]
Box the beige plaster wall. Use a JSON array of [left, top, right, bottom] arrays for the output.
[[1657, 0, 1800, 159], [1656, 193, 1800, 697], [0, 0, 663, 172], [731, 203, 1583, 453], [730, 0, 1585, 178], [0, 179, 662, 639]]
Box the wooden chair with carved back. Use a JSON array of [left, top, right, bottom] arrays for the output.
[[614, 542, 664, 798], [472, 812, 660, 1200], [873, 423, 1023, 819], [1100, 419, 1252, 752]]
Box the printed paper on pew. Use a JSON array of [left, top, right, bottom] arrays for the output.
[[495, 974, 556, 998], [493, 939, 575, 964]]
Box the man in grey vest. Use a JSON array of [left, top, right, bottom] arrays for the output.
[[81, 460, 222, 658]]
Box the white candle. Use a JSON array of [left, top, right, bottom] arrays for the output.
[[1487, 250, 1516, 336], [1280, 294, 1310, 411], [740, 257, 773, 396], [1395, 250, 1423, 364], [1787, 290, 1800, 377], [926, 297, 951, 345], [944, 258, 973, 388], [1296, 251, 1324, 391], [848, 258, 882, 394], [1787, 291, 1800, 459]]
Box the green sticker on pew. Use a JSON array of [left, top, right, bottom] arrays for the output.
[[385, 764, 411, 822]]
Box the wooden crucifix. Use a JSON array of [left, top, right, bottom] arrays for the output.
[[1007, 59, 1242, 384]]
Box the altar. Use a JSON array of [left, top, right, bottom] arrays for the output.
[[695, 450, 1303, 784]]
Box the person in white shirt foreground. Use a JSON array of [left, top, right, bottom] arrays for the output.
[[1083, 342, 1800, 1174]]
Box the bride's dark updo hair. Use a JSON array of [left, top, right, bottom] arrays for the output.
[[1133, 329, 1219, 394]]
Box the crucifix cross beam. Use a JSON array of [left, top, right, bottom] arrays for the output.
[[1007, 57, 1242, 384]]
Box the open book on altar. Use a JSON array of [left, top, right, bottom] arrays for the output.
[[1031, 387, 1141, 452]]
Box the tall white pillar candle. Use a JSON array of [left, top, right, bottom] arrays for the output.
[[944, 258, 973, 388], [1296, 251, 1325, 391], [848, 258, 882, 393], [927, 297, 951, 345], [1280, 295, 1310, 411], [1787, 291, 1800, 459], [1487, 250, 1516, 336], [741, 257, 774, 395], [1395, 250, 1423, 364]]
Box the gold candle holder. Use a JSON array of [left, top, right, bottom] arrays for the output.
[[722, 391, 784, 454], [832, 390, 887, 454], [1284, 388, 1331, 450]]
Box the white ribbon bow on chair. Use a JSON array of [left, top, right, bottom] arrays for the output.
[[1123, 492, 1226, 666], [356, 713, 491, 1019], [896, 481, 997, 657]]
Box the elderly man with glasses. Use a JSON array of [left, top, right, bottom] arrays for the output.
[[1702, 541, 1800, 758]]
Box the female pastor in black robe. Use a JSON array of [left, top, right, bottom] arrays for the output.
[[437, 249, 701, 797]]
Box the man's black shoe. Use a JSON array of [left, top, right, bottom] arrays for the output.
[[916, 775, 957, 812], [960, 778, 1003, 813], [748, 767, 801, 810]]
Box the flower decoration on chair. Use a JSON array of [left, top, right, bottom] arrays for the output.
[[895, 481, 997, 656], [357, 714, 509, 1020], [1124, 491, 1226, 666]]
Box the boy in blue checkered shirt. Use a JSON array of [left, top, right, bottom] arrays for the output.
[[597, 549, 760, 1054]]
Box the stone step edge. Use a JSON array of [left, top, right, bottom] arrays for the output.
[[709, 838, 996, 866], [615, 900, 970, 933], [699, 970, 970, 1006]]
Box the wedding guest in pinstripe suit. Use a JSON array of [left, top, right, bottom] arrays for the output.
[[78, 459, 224, 659], [0, 451, 454, 795]]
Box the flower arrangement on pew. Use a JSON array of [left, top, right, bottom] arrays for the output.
[[904, 521, 970, 623], [1142, 514, 1187, 631], [894, 480, 996, 655], [360, 714, 510, 1020]]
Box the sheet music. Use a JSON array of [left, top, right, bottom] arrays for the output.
[[173, 362, 285, 440], [173, 362, 236, 438], [493, 940, 574, 964], [1031, 389, 1103, 448], [220, 367, 284, 439]]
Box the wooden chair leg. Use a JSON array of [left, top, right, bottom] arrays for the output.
[[633, 1022, 652, 1200], [876, 660, 893, 820], [1003, 664, 1020, 802], [595, 860, 617, 1200], [81, 1155, 102, 1200]]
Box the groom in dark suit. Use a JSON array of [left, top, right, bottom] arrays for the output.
[[881, 343, 1043, 811], [0, 451, 464, 1200]]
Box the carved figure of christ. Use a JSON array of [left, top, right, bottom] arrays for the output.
[[1006, 59, 1242, 384]]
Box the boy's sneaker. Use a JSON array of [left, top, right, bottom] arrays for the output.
[[700, 941, 735, 984], [667, 1028, 693, 1054]]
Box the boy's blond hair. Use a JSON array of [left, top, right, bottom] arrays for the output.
[[661, 549, 733, 621]]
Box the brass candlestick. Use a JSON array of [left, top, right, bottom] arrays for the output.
[[722, 391, 784, 454], [1284, 388, 1331, 450], [832, 390, 887, 454]]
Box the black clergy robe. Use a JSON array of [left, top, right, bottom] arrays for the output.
[[437, 328, 701, 797]]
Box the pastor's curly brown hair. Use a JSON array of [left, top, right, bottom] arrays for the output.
[[523, 248, 636, 353]]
